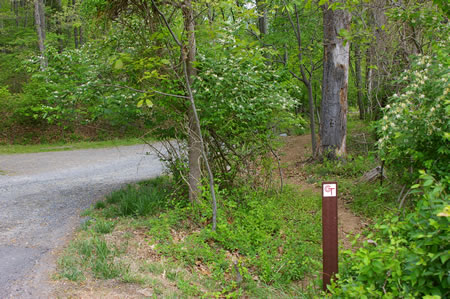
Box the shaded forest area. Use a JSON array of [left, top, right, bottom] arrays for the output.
[[1, 0, 449, 297]]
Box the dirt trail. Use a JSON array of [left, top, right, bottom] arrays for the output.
[[279, 135, 364, 250]]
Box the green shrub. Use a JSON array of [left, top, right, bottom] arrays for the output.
[[20, 45, 144, 128], [330, 172, 449, 298], [377, 46, 450, 181], [189, 36, 303, 187]]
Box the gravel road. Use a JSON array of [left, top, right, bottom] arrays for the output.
[[0, 144, 164, 298]]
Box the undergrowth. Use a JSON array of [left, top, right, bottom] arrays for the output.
[[304, 118, 404, 219], [57, 176, 323, 297]]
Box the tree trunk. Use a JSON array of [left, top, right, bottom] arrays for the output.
[[307, 81, 317, 154], [74, 27, 79, 48], [34, 0, 47, 69], [55, 0, 63, 52], [72, 0, 79, 48], [182, 0, 202, 203], [79, 26, 83, 46], [14, 0, 19, 27], [23, 0, 29, 27], [285, 4, 318, 156], [256, 0, 267, 36], [366, 0, 387, 119], [79, 0, 84, 45], [319, 1, 351, 159], [354, 41, 364, 119]]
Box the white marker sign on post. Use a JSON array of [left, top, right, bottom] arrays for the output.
[[323, 183, 337, 197]]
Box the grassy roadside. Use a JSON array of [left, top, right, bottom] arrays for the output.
[[55, 178, 323, 298], [0, 138, 146, 155]]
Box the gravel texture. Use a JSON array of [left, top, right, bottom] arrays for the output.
[[0, 144, 164, 298]]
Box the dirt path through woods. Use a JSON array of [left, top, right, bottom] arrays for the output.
[[279, 135, 364, 250]]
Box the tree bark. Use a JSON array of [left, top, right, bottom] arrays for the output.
[[23, 0, 29, 27], [55, 0, 64, 52], [256, 0, 267, 36], [72, 0, 79, 48], [14, 0, 19, 27], [319, 1, 351, 159], [182, 0, 202, 203], [34, 0, 47, 69]]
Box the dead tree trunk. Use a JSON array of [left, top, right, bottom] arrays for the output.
[[319, 1, 351, 159]]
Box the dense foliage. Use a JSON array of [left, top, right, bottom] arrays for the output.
[[1, 0, 449, 296], [20, 44, 144, 128], [193, 43, 303, 185], [331, 172, 449, 298], [377, 44, 450, 181]]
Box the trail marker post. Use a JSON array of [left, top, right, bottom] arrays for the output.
[[322, 181, 338, 291]]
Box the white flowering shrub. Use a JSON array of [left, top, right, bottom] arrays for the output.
[[19, 44, 144, 128], [192, 48, 303, 185], [377, 46, 449, 180]]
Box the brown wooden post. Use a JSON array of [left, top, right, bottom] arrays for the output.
[[322, 181, 338, 291]]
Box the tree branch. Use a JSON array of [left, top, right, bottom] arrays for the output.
[[100, 83, 190, 99], [151, 0, 182, 47]]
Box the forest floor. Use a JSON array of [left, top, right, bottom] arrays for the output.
[[50, 134, 366, 298], [279, 135, 366, 251]]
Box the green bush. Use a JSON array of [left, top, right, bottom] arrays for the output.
[[0, 86, 13, 122], [19, 44, 144, 128], [192, 43, 303, 186], [330, 172, 449, 298], [377, 46, 450, 181]]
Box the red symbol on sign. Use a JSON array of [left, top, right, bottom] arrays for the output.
[[325, 185, 335, 194]]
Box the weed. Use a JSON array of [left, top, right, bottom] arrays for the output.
[[93, 220, 115, 234], [58, 255, 84, 281], [104, 177, 172, 217], [142, 262, 165, 275], [94, 201, 106, 209], [89, 237, 124, 279], [176, 279, 202, 296], [75, 239, 94, 259]]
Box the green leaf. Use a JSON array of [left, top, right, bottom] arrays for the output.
[[137, 99, 144, 108], [114, 59, 124, 70], [160, 59, 170, 65], [423, 179, 433, 187]]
